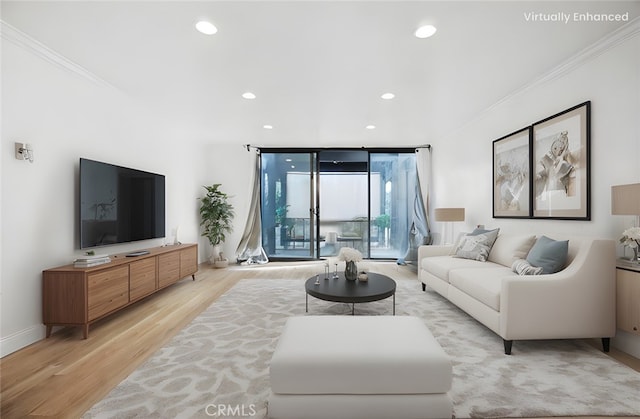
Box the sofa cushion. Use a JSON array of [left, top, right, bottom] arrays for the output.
[[422, 256, 501, 283], [488, 234, 537, 267], [449, 267, 514, 311], [453, 229, 500, 262], [526, 235, 569, 274]]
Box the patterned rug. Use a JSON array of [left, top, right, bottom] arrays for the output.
[[84, 278, 640, 418]]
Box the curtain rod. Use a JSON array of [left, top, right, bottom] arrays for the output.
[[243, 144, 431, 152]]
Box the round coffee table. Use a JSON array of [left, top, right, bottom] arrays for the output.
[[305, 272, 396, 315]]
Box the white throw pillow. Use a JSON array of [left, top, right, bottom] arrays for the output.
[[512, 258, 543, 275], [448, 232, 470, 255], [453, 229, 500, 262], [488, 234, 537, 267]]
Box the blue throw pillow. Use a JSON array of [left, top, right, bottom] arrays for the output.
[[526, 236, 569, 274]]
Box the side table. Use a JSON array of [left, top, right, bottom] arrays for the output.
[[616, 259, 640, 335]]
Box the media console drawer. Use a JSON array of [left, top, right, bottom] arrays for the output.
[[43, 243, 197, 339], [129, 257, 157, 302], [88, 265, 129, 321]]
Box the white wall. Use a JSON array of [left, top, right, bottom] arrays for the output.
[[428, 30, 640, 356], [199, 143, 255, 262], [1, 36, 202, 356]]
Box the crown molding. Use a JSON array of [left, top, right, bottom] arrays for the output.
[[490, 16, 640, 112], [442, 17, 640, 141], [1, 20, 115, 89]]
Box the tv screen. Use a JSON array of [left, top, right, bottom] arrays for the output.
[[80, 158, 165, 249]]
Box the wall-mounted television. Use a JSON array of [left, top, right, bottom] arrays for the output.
[[79, 158, 165, 249]]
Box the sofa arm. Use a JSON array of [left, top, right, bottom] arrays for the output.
[[499, 239, 616, 340], [417, 245, 454, 262]]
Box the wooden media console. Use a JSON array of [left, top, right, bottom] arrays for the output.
[[42, 243, 198, 339]]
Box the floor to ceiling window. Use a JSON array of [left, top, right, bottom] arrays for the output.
[[369, 153, 416, 259], [260, 148, 416, 260], [261, 152, 317, 259]]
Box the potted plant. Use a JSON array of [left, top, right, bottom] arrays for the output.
[[199, 184, 234, 267]]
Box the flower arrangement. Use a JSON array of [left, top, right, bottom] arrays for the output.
[[620, 227, 640, 249], [337, 247, 363, 262]]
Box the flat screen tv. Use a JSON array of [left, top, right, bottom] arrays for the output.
[[80, 158, 165, 249]]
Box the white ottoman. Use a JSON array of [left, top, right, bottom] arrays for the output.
[[268, 316, 453, 419]]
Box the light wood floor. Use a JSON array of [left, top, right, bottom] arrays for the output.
[[1, 261, 638, 418]]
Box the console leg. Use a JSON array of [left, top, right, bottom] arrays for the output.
[[503, 339, 513, 355], [46, 325, 53, 338], [192, 274, 195, 281], [602, 337, 610, 353], [421, 283, 426, 292]]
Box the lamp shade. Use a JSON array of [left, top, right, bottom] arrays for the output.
[[611, 183, 640, 215], [434, 208, 465, 222]]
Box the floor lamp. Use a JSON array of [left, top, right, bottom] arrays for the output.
[[434, 208, 465, 245]]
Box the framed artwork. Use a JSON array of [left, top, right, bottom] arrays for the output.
[[531, 101, 591, 220], [493, 127, 532, 218]]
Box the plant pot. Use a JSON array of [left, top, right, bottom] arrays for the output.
[[209, 244, 221, 264], [214, 259, 229, 269]]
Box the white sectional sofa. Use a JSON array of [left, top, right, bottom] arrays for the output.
[[418, 233, 616, 354]]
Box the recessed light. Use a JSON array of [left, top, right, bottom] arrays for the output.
[[285, 158, 292, 162], [381, 93, 395, 100], [242, 92, 256, 99], [415, 25, 437, 39], [366, 125, 376, 130], [291, 165, 296, 169], [195, 20, 217, 35], [263, 125, 273, 129]]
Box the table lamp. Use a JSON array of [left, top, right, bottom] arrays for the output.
[[434, 208, 465, 245], [611, 183, 640, 226]]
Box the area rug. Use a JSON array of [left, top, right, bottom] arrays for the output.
[[84, 278, 640, 418]]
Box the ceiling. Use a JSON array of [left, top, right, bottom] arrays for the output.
[[3, 1, 639, 147]]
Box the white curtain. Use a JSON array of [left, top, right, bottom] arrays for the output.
[[235, 150, 269, 264], [398, 146, 432, 265]]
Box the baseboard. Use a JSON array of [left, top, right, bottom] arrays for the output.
[[1, 324, 44, 358], [613, 330, 640, 359]]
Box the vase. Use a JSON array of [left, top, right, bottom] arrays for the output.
[[345, 260, 358, 280]]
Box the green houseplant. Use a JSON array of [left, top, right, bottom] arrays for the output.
[[199, 184, 234, 266]]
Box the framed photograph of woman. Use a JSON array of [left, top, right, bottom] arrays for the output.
[[493, 127, 531, 218], [531, 101, 590, 220]]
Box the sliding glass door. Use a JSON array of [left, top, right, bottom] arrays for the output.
[[261, 149, 416, 260], [261, 152, 317, 259], [369, 153, 416, 259], [318, 150, 369, 258]]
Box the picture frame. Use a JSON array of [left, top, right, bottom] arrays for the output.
[[531, 101, 590, 220], [492, 127, 532, 218]]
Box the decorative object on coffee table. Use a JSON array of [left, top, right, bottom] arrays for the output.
[[338, 247, 362, 280]]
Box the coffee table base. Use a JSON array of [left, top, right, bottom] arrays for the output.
[[305, 290, 395, 315]]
